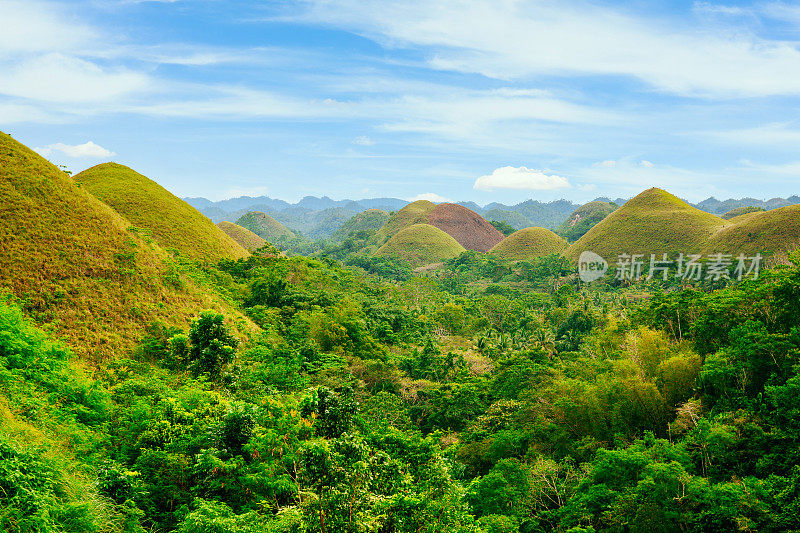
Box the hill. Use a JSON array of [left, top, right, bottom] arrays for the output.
[[705, 205, 800, 256], [74, 163, 248, 262], [489, 227, 568, 261], [0, 133, 253, 359], [236, 211, 296, 242], [331, 209, 390, 241], [217, 221, 267, 251], [427, 203, 505, 252], [567, 188, 724, 261], [721, 206, 766, 220], [375, 200, 436, 244], [484, 208, 535, 230], [557, 201, 617, 242], [375, 224, 465, 266]]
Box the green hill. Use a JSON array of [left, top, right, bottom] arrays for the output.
[[489, 227, 568, 261], [217, 221, 267, 251], [73, 163, 248, 262], [236, 211, 296, 242], [375, 200, 436, 244], [557, 201, 617, 242], [0, 133, 254, 359], [484, 208, 534, 229], [721, 206, 766, 220], [567, 188, 724, 261], [331, 209, 390, 241], [706, 205, 800, 255], [375, 223, 465, 266]]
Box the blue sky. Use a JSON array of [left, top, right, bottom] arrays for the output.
[[4, 0, 800, 204]]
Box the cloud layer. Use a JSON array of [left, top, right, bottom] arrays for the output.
[[36, 141, 115, 158]]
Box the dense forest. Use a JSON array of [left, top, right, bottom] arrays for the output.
[[3, 235, 800, 532]]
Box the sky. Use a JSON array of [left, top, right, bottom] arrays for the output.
[[3, 0, 800, 204]]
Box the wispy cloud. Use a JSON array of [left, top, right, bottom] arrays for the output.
[[407, 192, 452, 203], [474, 166, 571, 191]]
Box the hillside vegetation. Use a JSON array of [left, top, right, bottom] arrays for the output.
[[375, 223, 465, 266], [722, 205, 766, 219], [0, 133, 253, 359], [236, 211, 296, 242], [557, 200, 617, 242], [375, 200, 436, 244], [489, 227, 568, 261], [216, 221, 267, 251], [705, 204, 800, 255], [567, 188, 725, 260], [74, 163, 248, 262], [427, 203, 505, 252], [331, 209, 390, 241]]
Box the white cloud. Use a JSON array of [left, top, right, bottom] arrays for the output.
[[596, 160, 617, 168], [296, 0, 800, 97], [473, 166, 571, 191], [697, 123, 800, 145], [352, 135, 375, 146], [36, 141, 115, 158], [640, 160, 654, 168], [406, 192, 452, 203]]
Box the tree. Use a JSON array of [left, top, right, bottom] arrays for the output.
[[187, 310, 240, 377]]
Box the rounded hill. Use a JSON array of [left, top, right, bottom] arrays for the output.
[[74, 163, 248, 262], [721, 206, 766, 220], [426, 203, 505, 252], [490, 227, 568, 261], [557, 201, 617, 242], [217, 221, 267, 251], [236, 211, 295, 243], [706, 205, 800, 256], [332, 209, 390, 241], [375, 200, 435, 244], [0, 133, 253, 359], [375, 224, 465, 266], [567, 188, 724, 261]]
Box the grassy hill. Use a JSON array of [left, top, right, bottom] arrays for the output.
[[331, 209, 390, 241], [217, 221, 267, 251], [489, 227, 568, 261], [375, 223, 465, 266], [567, 188, 724, 261], [557, 201, 617, 242], [236, 211, 296, 242], [484, 208, 534, 230], [721, 206, 766, 220], [375, 200, 436, 244], [73, 163, 248, 262], [705, 205, 800, 256], [427, 203, 505, 252], [0, 133, 254, 359]]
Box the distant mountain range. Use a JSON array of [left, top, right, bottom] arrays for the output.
[[184, 194, 800, 239]]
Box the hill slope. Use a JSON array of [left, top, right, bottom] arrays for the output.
[[490, 228, 568, 261], [557, 201, 617, 242], [236, 211, 296, 242], [567, 188, 724, 261], [427, 203, 505, 252], [217, 221, 267, 251], [331, 209, 390, 241], [721, 206, 765, 220], [375, 200, 436, 244], [705, 205, 800, 256], [73, 163, 248, 262], [0, 133, 253, 359], [375, 224, 465, 266]]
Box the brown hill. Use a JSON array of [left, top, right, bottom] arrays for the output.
[[426, 203, 504, 252]]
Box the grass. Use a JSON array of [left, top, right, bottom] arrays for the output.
[[705, 204, 800, 255], [375, 223, 465, 266], [331, 209, 390, 241], [375, 200, 436, 245], [74, 163, 248, 263], [235, 211, 295, 242], [489, 227, 568, 260], [0, 132, 256, 360], [217, 221, 267, 251], [566, 188, 724, 261]]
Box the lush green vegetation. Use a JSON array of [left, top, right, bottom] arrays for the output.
[[721, 206, 765, 220], [6, 133, 800, 532], [489, 228, 568, 262], [557, 201, 617, 242]]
